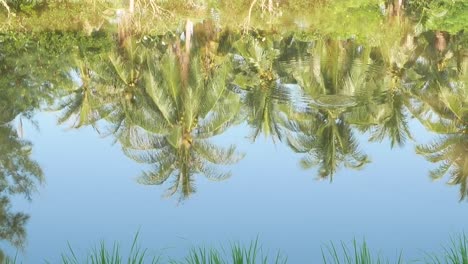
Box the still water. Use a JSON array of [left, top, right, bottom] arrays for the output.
[[0, 9, 467, 263]]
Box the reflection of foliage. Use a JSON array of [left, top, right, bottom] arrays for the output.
[[7, 15, 466, 200], [0, 125, 38, 253], [0, 114, 43, 254], [0, 71, 44, 249], [232, 35, 294, 141], [407, 29, 468, 201], [0, 31, 113, 127], [287, 110, 369, 180], [0, 196, 29, 248], [0, 126, 43, 198], [407, 31, 467, 133], [0, 31, 82, 253], [56, 24, 246, 201], [408, 0, 468, 34], [352, 42, 415, 148], [417, 135, 468, 200], [120, 46, 243, 200], [51, 32, 123, 129], [284, 39, 370, 179], [367, 91, 412, 147], [308, 0, 385, 40]]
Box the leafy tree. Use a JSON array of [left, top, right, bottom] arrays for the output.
[[417, 134, 468, 200], [125, 47, 242, 200], [285, 39, 370, 179], [232, 34, 295, 142]]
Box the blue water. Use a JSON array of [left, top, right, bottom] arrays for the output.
[[7, 111, 467, 263]]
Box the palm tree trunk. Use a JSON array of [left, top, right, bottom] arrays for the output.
[[435, 31, 447, 53], [397, 0, 403, 14], [1, 0, 10, 17], [389, 0, 404, 16], [180, 20, 193, 87], [129, 0, 134, 14]]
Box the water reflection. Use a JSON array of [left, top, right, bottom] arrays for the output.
[[119, 32, 244, 200], [0, 124, 38, 257], [1, 19, 466, 201], [52, 20, 467, 200], [58, 21, 244, 200], [0, 34, 46, 257], [231, 34, 294, 142]]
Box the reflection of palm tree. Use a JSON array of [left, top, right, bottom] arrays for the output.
[[56, 58, 103, 128], [118, 33, 243, 200], [348, 35, 415, 147], [56, 39, 147, 134], [285, 39, 369, 179], [367, 90, 412, 147], [97, 39, 150, 137], [416, 134, 468, 200], [408, 40, 467, 134], [232, 36, 293, 141], [287, 110, 369, 180], [53, 24, 243, 200], [124, 132, 243, 199], [409, 31, 468, 201]]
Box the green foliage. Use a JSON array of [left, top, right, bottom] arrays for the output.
[[322, 239, 403, 264], [409, 0, 468, 33], [308, 0, 385, 41], [416, 135, 468, 200], [2, 4, 467, 201], [59, 233, 160, 264], [423, 233, 468, 264], [44, 234, 468, 263], [172, 239, 287, 264]]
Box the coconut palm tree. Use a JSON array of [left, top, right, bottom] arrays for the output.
[[55, 57, 105, 129], [416, 134, 468, 200], [407, 31, 467, 132], [284, 39, 370, 180], [286, 109, 369, 180], [356, 47, 414, 148], [346, 27, 417, 148], [55, 37, 148, 135], [115, 26, 244, 200], [231, 35, 295, 142], [412, 35, 467, 200]]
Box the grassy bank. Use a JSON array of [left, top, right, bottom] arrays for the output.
[[3, 234, 467, 263], [2, 0, 466, 35]]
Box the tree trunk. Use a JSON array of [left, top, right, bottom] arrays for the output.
[[389, 0, 404, 16], [129, 0, 134, 14], [435, 31, 447, 52]]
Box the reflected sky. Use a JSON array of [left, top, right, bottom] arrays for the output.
[[6, 110, 466, 263]]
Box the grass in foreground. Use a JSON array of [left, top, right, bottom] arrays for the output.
[[55, 233, 160, 264], [171, 238, 287, 264], [423, 233, 468, 264], [321, 239, 403, 264], [6, 233, 468, 263]]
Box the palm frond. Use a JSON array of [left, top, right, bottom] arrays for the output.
[[193, 141, 244, 165]]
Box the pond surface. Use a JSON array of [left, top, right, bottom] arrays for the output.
[[0, 3, 467, 262]]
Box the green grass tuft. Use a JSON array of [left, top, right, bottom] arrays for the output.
[[321, 239, 403, 264], [170, 238, 287, 264], [7, 233, 468, 263], [58, 232, 160, 264], [424, 233, 468, 264]]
